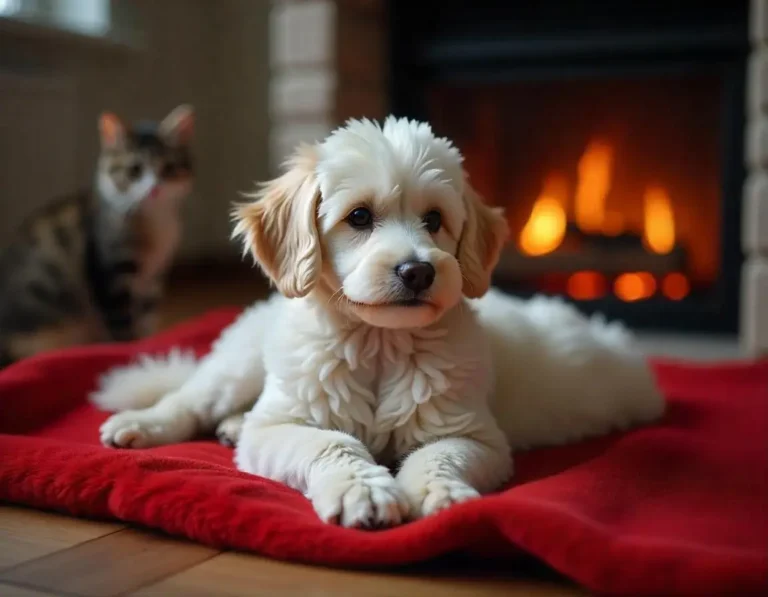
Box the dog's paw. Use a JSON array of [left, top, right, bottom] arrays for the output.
[[99, 410, 190, 449], [401, 477, 481, 519], [215, 413, 245, 447], [308, 465, 410, 528]]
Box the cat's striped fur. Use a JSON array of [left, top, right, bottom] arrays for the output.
[[0, 105, 194, 367]]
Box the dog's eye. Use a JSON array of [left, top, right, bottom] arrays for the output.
[[346, 207, 373, 229], [423, 210, 442, 234]]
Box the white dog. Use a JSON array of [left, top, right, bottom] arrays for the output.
[[93, 117, 663, 528]]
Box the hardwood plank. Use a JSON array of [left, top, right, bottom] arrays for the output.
[[0, 506, 123, 570], [0, 529, 218, 597], [132, 552, 587, 597], [0, 582, 60, 596]]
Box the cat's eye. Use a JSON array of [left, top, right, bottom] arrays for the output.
[[423, 210, 442, 234], [127, 163, 143, 180], [346, 207, 373, 229]]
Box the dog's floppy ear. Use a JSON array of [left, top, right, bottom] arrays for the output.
[[232, 144, 321, 298], [457, 175, 509, 298]]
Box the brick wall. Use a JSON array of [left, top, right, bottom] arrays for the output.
[[268, 0, 387, 172]]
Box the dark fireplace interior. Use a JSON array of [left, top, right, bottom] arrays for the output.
[[389, 1, 749, 332]]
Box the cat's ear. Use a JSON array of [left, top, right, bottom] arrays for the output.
[[98, 112, 125, 150], [160, 104, 194, 146]]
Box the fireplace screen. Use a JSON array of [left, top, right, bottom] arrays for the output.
[[428, 73, 723, 307]]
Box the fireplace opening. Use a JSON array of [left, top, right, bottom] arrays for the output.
[[390, 1, 749, 332], [429, 74, 721, 304]]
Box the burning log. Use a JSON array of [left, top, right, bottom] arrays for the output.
[[496, 233, 687, 277]]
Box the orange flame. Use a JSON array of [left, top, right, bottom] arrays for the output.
[[614, 272, 656, 302], [643, 186, 676, 254], [661, 272, 690, 301], [519, 174, 568, 256], [567, 271, 607, 300], [518, 139, 681, 296], [601, 211, 625, 236], [574, 140, 614, 234]]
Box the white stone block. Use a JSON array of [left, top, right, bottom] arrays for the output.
[[752, 0, 768, 44], [741, 257, 768, 356], [270, 0, 336, 68], [748, 50, 768, 116], [270, 70, 336, 118], [745, 118, 768, 169], [743, 173, 768, 254]]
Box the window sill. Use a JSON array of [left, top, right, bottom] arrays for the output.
[[0, 14, 144, 54]]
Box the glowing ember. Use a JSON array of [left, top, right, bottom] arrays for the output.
[[614, 272, 656, 302], [661, 272, 690, 301], [643, 186, 676, 254], [519, 174, 568, 256], [567, 271, 607, 300], [574, 140, 614, 234]]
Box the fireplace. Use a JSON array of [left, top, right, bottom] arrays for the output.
[[389, 1, 749, 332]]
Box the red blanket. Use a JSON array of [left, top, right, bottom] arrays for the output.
[[0, 309, 766, 597]]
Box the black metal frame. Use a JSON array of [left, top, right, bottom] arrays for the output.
[[389, 1, 748, 333]]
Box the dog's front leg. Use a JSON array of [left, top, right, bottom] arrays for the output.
[[395, 416, 512, 519], [236, 422, 410, 528]]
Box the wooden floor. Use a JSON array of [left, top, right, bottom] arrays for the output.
[[0, 506, 586, 596], [0, 265, 588, 596]]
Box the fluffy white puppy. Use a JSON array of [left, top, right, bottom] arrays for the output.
[[94, 117, 663, 528]]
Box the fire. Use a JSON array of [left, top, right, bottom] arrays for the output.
[[517, 139, 686, 303], [567, 271, 607, 300], [601, 211, 625, 236], [661, 272, 690, 301], [519, 174, 568, 256], [574, 140, 614, 234], [643, 186, 676, 254], [614, 272, 656, 302]]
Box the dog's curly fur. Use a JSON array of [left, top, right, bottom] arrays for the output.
[[93, 117, 664, 528]]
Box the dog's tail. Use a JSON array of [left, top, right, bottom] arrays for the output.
[[90, 348, 198, 412]]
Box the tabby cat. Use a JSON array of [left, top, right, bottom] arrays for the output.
[[0, 104, 194, 367]]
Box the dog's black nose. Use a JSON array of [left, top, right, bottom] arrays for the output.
[[395, 261, 435, 294]]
